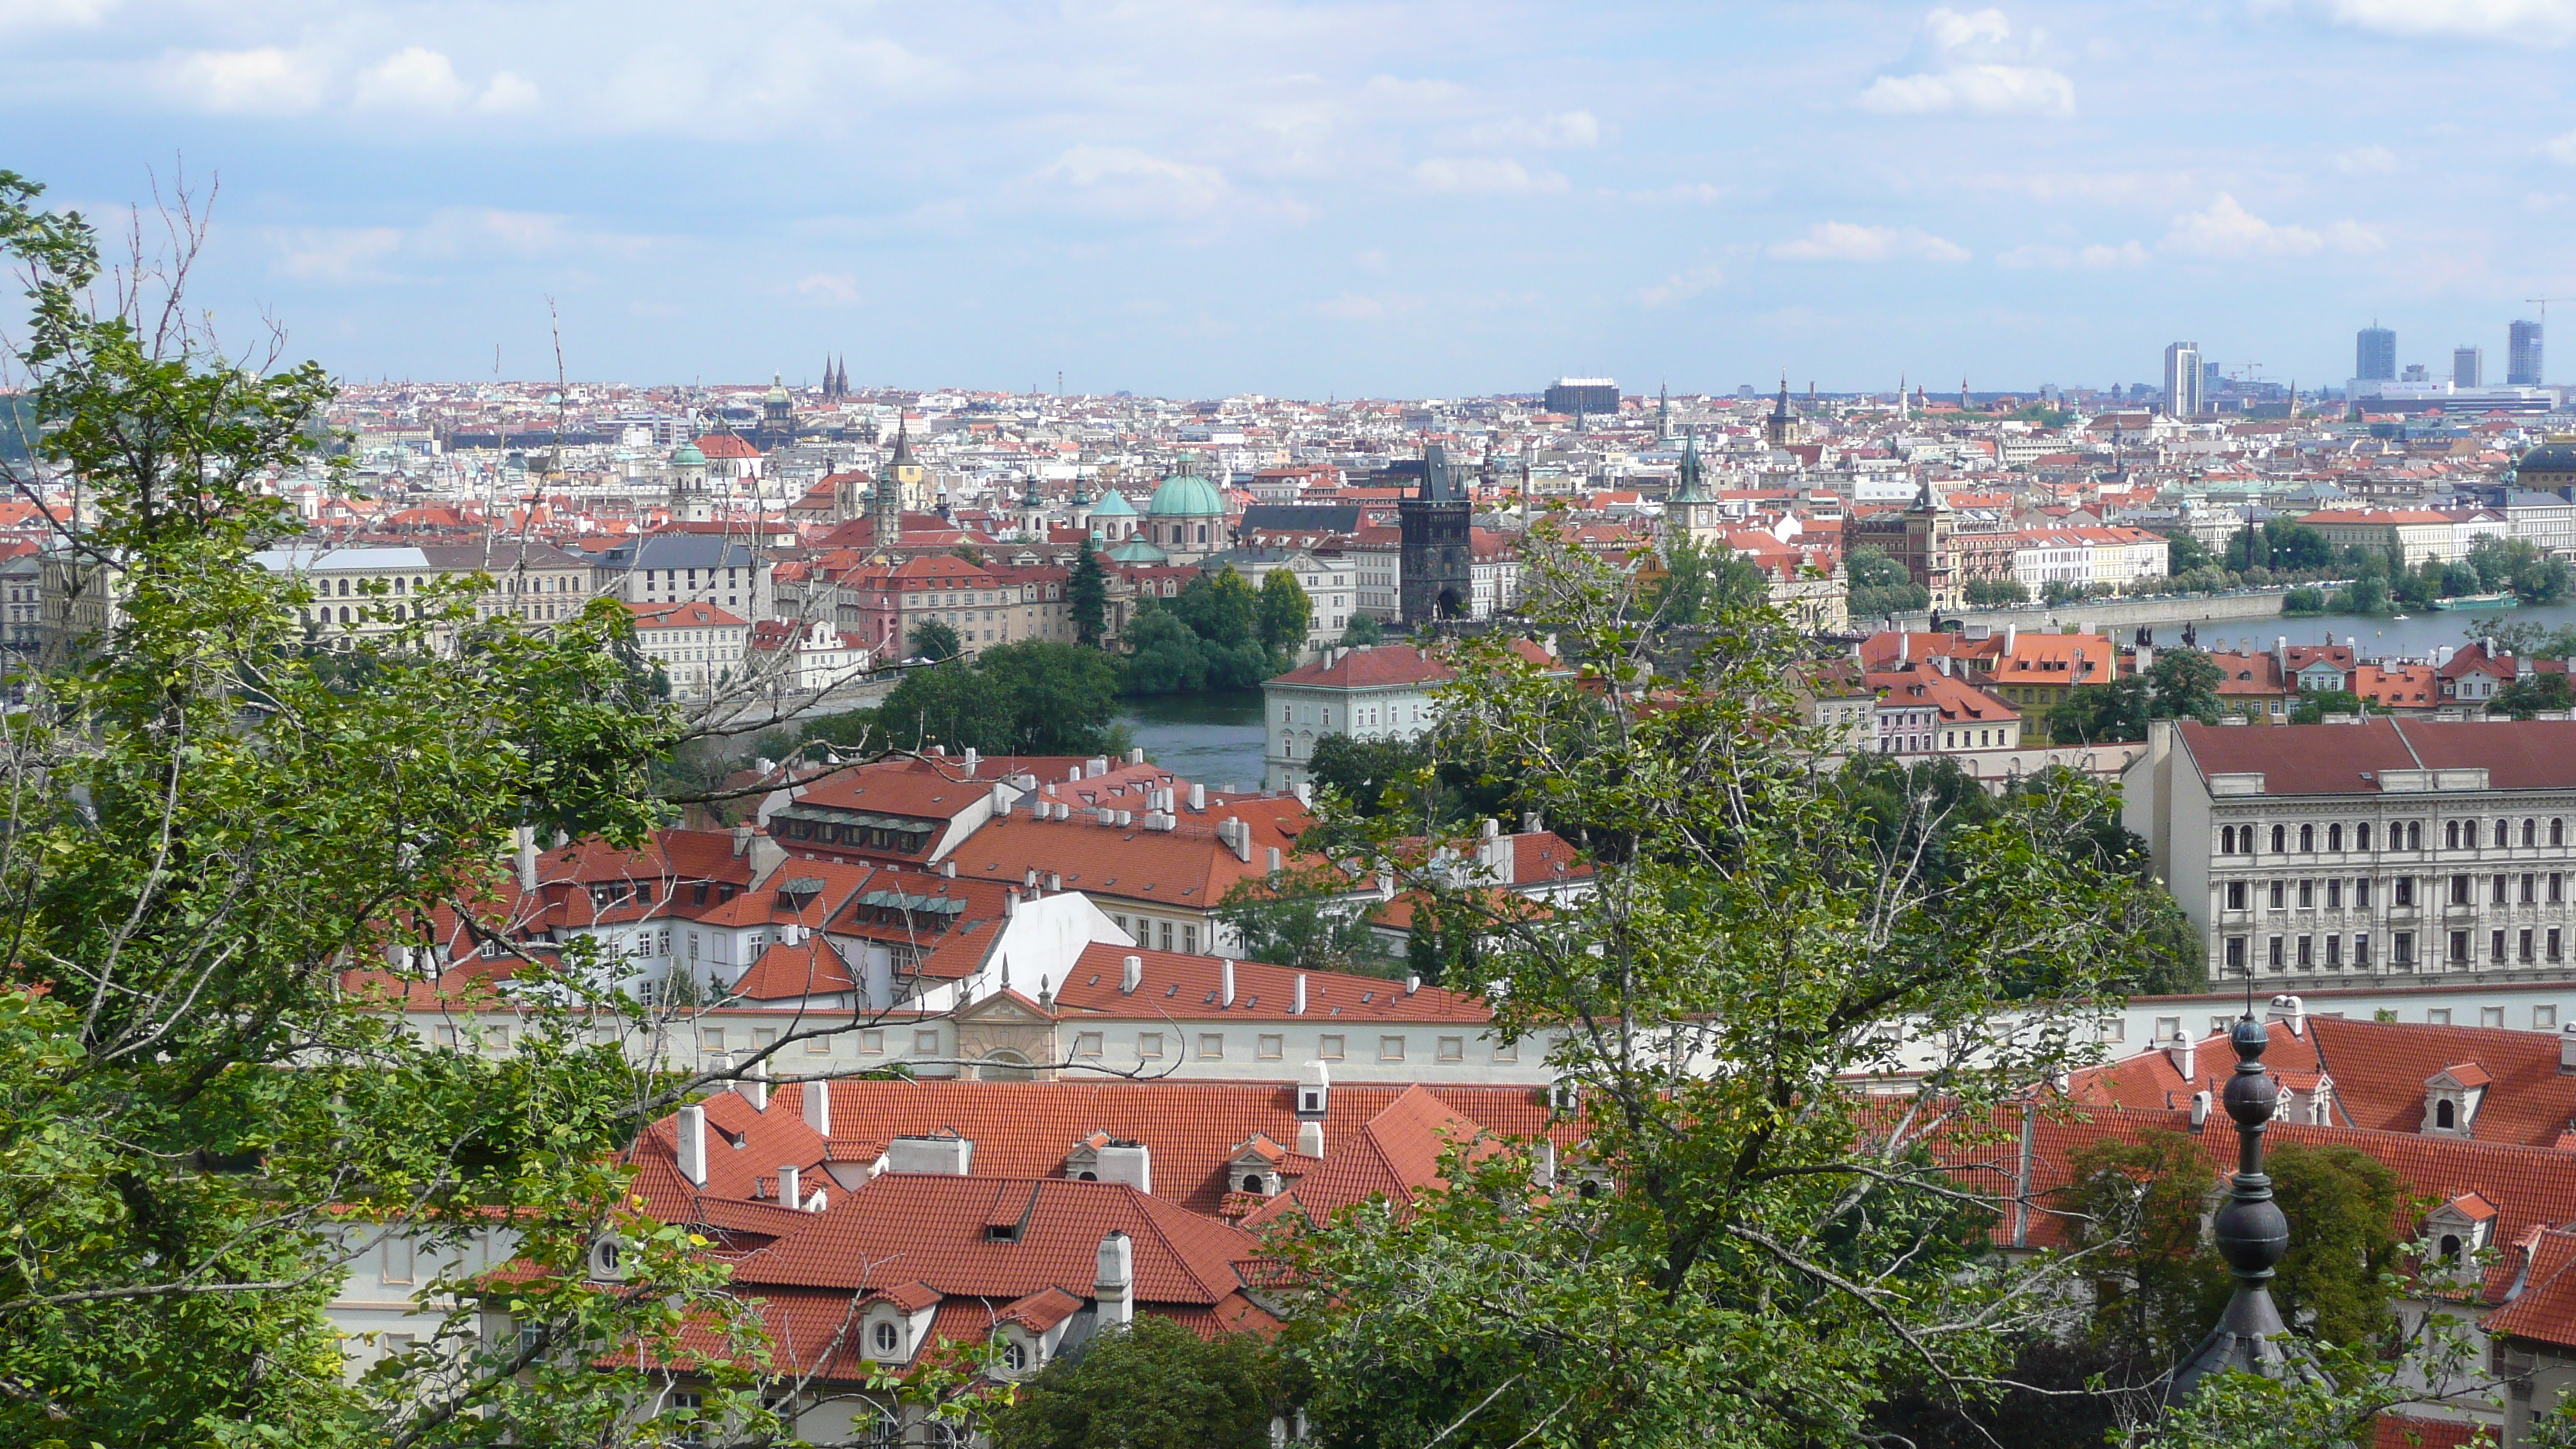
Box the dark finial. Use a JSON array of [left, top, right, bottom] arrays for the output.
[[2166, 1012, 2310, 1404]]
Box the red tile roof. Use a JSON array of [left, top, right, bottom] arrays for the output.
[[2176, 718, 2576, 794], [1268, 643, 1456, 689]]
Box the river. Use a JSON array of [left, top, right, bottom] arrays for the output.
[[1119, 690, 1268, 790], [2147, 598, 2576, 663]]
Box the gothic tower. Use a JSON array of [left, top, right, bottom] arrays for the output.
[[1762, 376, 1793, 449], [1399, 443, 1474, 625], [872, 417, 919, 551]]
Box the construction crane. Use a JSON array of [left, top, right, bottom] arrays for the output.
[[2528, 297, 2567, 324]]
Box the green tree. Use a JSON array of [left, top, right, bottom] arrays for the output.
[[1258, 566, 1314, 653], [876, 641, 1122, 755], [1338, 614, 1384, 648], [2163, 530, 2216, 576], [909, 617, 963, 660], [2282, 586, 2328, 615], [1172, 567, 1259, 651], [2292, 689, 2372, 724], [1118, 606, 1212, 695], [1305, 732, 1434, 818], [1282, 519, 2165, 1449], [1214, 866, 1396, 978], [2066, 1129, 2235, 1366], [1068, 540, 1108, 646], [988, 1317, 1278, 1449], [1964, 575, 2031, 606], [0, 170, 785, 1449], [2148, 646, 2225, 722], [1847, 543, 1930, 620], [2267, 1142, 2408, 1348], [2492, 671, 2576, 718]]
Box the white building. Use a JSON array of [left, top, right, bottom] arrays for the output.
[[1203, 546, 1357, 656], [748, 617, 872, 693], [626, 599, 749, 701], [1261, 644, 1457, 790], [1349, 526, 1403, 621]]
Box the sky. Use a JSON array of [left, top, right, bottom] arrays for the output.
[[5, 0, 2576, 399]]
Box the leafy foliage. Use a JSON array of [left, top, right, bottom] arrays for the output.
[[1214, 866, 1396, 978], [1338, 614, 1384, 649], [1121, 569, 1286, 694], [988, 1317, 1279, 1449], [1068, 539, 1108, 646], [1846, 543, 1930, 620], [875, 639, 1123, 755], [1258, 567, 1314, 653], [909, 617, 964, 661]]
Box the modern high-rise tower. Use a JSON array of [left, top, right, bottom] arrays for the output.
[[2163, 342, 2203, 419], [2454, 347, 2483, 388], [2510, 320, 2545, 386], [2355, 325, 2396, 382]]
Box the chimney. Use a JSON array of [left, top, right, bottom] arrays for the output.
[[991, 782, 1012, 813], [1405, 974, 1420, 995], [1899, 632, 1910, 663], [1297, 1061, 1330, 1118], [1122, 954, 1142, 992], [2190, 1090, 2211, 1132], [1293, 974, 1307, 1015], [2275, 636, 2288, 677], [1936, 653, 1952, 677], [2266, 994, 2307, 1038], [1221, 958, 1236, 1008], [2164, 1032, 2195, 1083], [886, 1132, 974, 1175], [942, 859, 956, 879], [963, 746, 978, 776], [1296, 1120, 1324, 1158], [2560, 1023, 2576, 1074], [742, 1057, 769, 1112], [1521, 810, 1542, 834], [1266, 846, 1283, 875], [676, 1105, 707, 1187], [1128, 748, 1146, 765], [803, 1080, 831, 1138], [1188, 782, 1206, 812], [2003, 624, 2016, 653], [1026, 866, 1040, 889], [1003, 889, 1017, 917], [1087, 756, 1108, 777], [778, 1163, 800, 1208], [1532, 1139, 1557, 1187], [1294, 782, 1313, 808], [513, 825, 538, 892], [1094, 1142, 1151, 1191], [730, 825, 752, 858], [1049, 872, 1061, 891], [1094, 1232, 1134, 1327]]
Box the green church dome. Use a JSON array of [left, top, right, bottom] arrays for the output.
[[1089, 488, 1138, 517], [670, 442, 707, 467], [1146, 474, 1225, 517]]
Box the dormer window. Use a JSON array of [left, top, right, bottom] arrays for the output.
[[2422, 1063, 2490, 1139]]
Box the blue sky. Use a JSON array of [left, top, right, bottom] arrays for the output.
[[5, 0, 2574, 397]]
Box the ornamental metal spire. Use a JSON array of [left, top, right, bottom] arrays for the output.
[[2165, 1011, 2316, 1404]]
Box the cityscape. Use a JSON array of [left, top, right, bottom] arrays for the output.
[[12, 2, 2576, 1447]]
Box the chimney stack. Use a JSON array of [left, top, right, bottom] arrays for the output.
[[513, 825, 538, 892], [778, 1163, 800, 1208], [1127, 748, 1145, 765], [1122, 954, 1142, 992], [2266, 994, 2306, 1038], [2560, 1023, 2576, 1075], [1293, 974, 1307, 1015], [803, 1080, 831, 1137], [1405, 974, 1420, 995], [1188, 782, 1206, 812], [1296, 1120, 1324, 1158], [742, 1058, 769, 1112], [2190, 1090, 2211, 1132], [730, 824, 753, 858], [2165, 1031, 2196, 1084], [1094, 1232, 1134, 1327], [676, 1105, 707, 1186], [1266, 846, 1283, 875], [1221, 958, 1236, 1008]]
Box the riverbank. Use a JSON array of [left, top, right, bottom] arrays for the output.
[[1894, 588, 2290, 635]]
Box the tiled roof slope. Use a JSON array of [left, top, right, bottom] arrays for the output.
[[2176, 718, 2576, 795]]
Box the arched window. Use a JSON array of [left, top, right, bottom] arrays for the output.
[[394, 576, 406, 594], [2557, 819, 2568, 848], [2526, 820, 2540, 847], [2328, 824, 2343, 852], [2358, 823, 2373, 851], [2221, 826, 2237, 855], [1242, 1173, 1264, 1193], [2408, 821, 2422, 851], [2436, 1100, 2456, 1129], [2447, 821, 2462, 850], [2441, 1232, 2463, 1262], [337, 577, 351, 597], [2497, 820, 2511, 848], [2270, 824, 2287, 853], [1002, 1339, 1029, 1372], [872, 1321, 898, 1355], [338, 606, 351, 624], [2300, 824, 2314, 852]]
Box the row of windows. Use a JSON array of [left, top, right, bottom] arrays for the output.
[[2224, 927, 2571, 971], [2220, 818, 2571, 855], [2223, 873, 2572, 910], [2153, 1003, 2562, 1038], [1073, 1029, 1499, 1064], [1108, 913, 1200, 954]]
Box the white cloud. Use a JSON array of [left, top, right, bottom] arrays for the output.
[[1636, 263, 1725, 306], [2334, 143, 2400, 175], [1858, 7, 2074, 116], [1995, 240, 2148, 268], [475, 71, 540, 115], [270, 226, 405, 283], [0, 0, 117, 33], [354, 47, 471, 112], [2544, 129, 2576, 164], [158, 46, 327, 115], [1625, 182, 1728, 204], [1314, 292, 1422, 320], [2284, 0, 2576, 43], [2162, 193, 2381, 257], [1036, 146, 1231, 220], [1769, 221, 1970, 263], [1464, 110, 1602, 149], [1411, 156, 1567, 194], [797, 273, 862, 304]]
